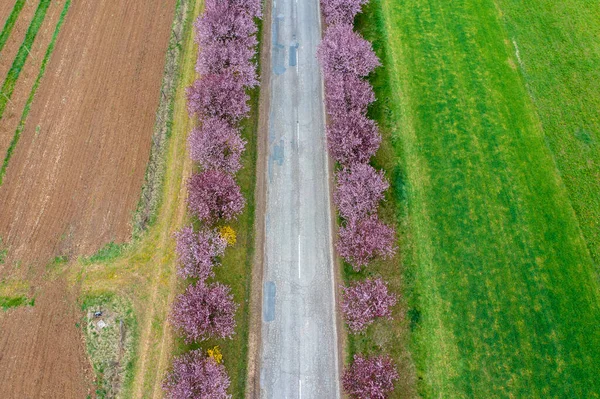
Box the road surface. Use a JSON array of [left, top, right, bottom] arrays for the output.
[[259, 0, 341, 397]]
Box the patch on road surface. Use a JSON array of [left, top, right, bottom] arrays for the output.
[[263, 281, 276, 322]]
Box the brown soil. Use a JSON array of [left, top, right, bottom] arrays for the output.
[[0, 1, 16, 25], [0, 0, 37, 81], [0, 0, 176, 267], [0, 0, 66, 158], [0, 279, 94, 398]]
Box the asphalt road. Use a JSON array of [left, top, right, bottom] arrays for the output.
[[258, 0, 341, 397]]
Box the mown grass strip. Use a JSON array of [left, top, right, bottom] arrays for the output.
[[0, 0, 27, 53], [0, 0, 51, 120], [0, 0, 70, 186]]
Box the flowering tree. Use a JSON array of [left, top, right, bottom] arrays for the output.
[[187, 170, 246, 224], [196, 0, 258, 46], [174, 225, 227, 281], [187, 73, 250, 122], [197, 42, 258, 88], [337, 215, 396, 270], [327, 112, 381, 165], [325, 73, 375, 118], [163, 350, 231, 399], [340, 278, 397, 332], [170, 282, 238, 343], [342, 354, 399, 399], [317, 24, 380, 77], [334, 163, 388, 221], [189, 118, 246, 174], [320, 0, 368, 25]]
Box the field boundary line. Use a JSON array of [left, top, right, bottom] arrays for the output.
[[0, 0, 71, 186], [0, 0, 51, 119], [0, 0, 27, 53]]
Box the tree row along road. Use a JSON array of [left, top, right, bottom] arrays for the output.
[[258, 0, 341, 397]]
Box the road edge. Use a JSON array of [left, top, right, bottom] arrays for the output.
[[245, 0, 272, 397]]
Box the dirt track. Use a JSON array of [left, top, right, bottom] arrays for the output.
[[0, 0, 176, 397], [0, 0, 176, 266]]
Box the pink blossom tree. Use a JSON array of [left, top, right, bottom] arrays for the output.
[[320, 0, 368, 25], [197, 42, 258, 88], [196, 1, 258, 46], [334, 163, 388, 222], [340, 278, 397, 332], [174, 225, 227, 281], [337, 215, 396, 270], [342, 354, 399, 399], [187, 73, 250, 122], [325, 73, 375, 118], [187, 170, 246, 224], [189, 118, 246, 174], [327, 112, 381, 165], [163, 349, 231, 399], [317, 24, 380, 77], [170, 282, 238, 343]]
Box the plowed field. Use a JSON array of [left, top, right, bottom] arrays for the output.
[[0, 0, 176, 397]]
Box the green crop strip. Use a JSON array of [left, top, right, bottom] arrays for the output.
[[0, 0, 27, 53], [0, 0, 51, 120], [0, 0, 71, 186]]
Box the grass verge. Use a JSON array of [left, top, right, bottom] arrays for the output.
[[0, 0, 51, 119], [0, 0, 27, 53], [357, 0, 600, 397], [81, 293, 138, 398], [0, 0, 70, 186]]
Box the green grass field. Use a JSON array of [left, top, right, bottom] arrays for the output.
[[355, 0, 600, 397]]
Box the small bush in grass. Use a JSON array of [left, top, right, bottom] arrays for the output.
[[163, 349, 231, 399], [342, 354, 399, 399], [337, 215, 396, 270], [170, 282, 238, 343], [334, 163, 388, 222], [174, 225, 227, 281], [340, 277, 397, 332]]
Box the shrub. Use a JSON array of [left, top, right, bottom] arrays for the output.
[[334, 163, 388, 222], [317, 24, 380, 77], [340, 278, 397, 332], [337, 215, 396, 270], [187, 170, 246, 224], [327, 111, 381, 165], [163, 350, 231, 399], [170, 282, 238, 343], [174, 225, 227, 281], [342, 354, 399, 399], [189, 118, 246, 174]]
